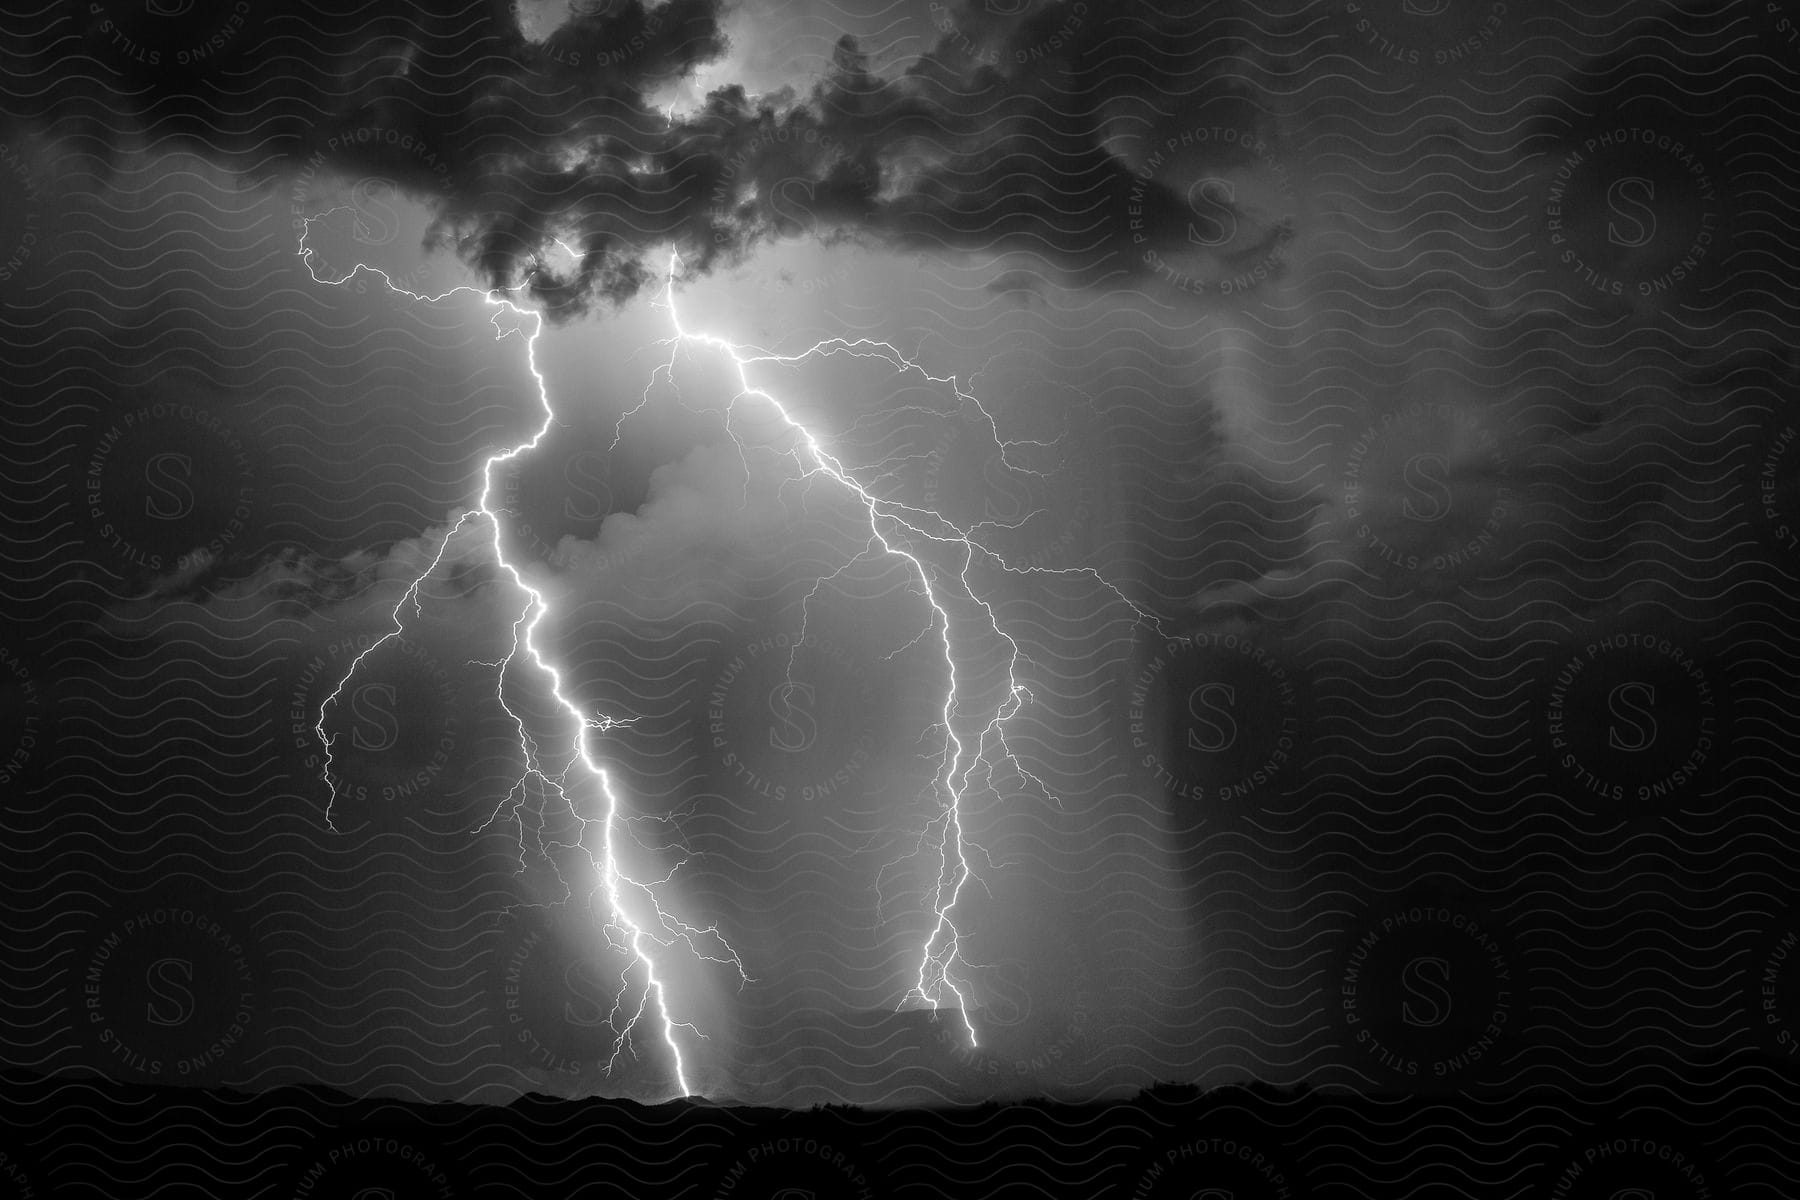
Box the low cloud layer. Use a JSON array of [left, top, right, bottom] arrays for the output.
[[12, 0, 1268, 318]]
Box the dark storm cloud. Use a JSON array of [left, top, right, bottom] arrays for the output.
[[1178, 0, 1800, 634], [11, 0, 1250, 319]]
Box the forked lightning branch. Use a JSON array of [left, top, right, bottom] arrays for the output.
[[296, 206, 1163, 1097]]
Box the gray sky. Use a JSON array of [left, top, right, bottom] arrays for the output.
[[2, 0, 1793, 1108]]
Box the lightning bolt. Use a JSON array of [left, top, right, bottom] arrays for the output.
[[298, 208, 743, 1098], [297, 198, 1162, 1091], [646, 250, 1165, 1047]]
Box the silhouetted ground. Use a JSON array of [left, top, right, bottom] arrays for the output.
[[2, 1066, 1796, 1197]]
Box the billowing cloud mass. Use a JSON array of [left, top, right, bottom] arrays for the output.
[[13, 0, 1260, 319]]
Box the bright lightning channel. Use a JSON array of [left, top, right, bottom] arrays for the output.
[[298, 206, 1162, 1090], [645, 250, 1165, 1047], [298, 210, 744, 1098]]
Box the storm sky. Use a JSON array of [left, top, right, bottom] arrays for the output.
[[4, 0, 1800, 1109]]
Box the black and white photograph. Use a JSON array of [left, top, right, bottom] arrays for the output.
[[2, 0, 1796, 1195]]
